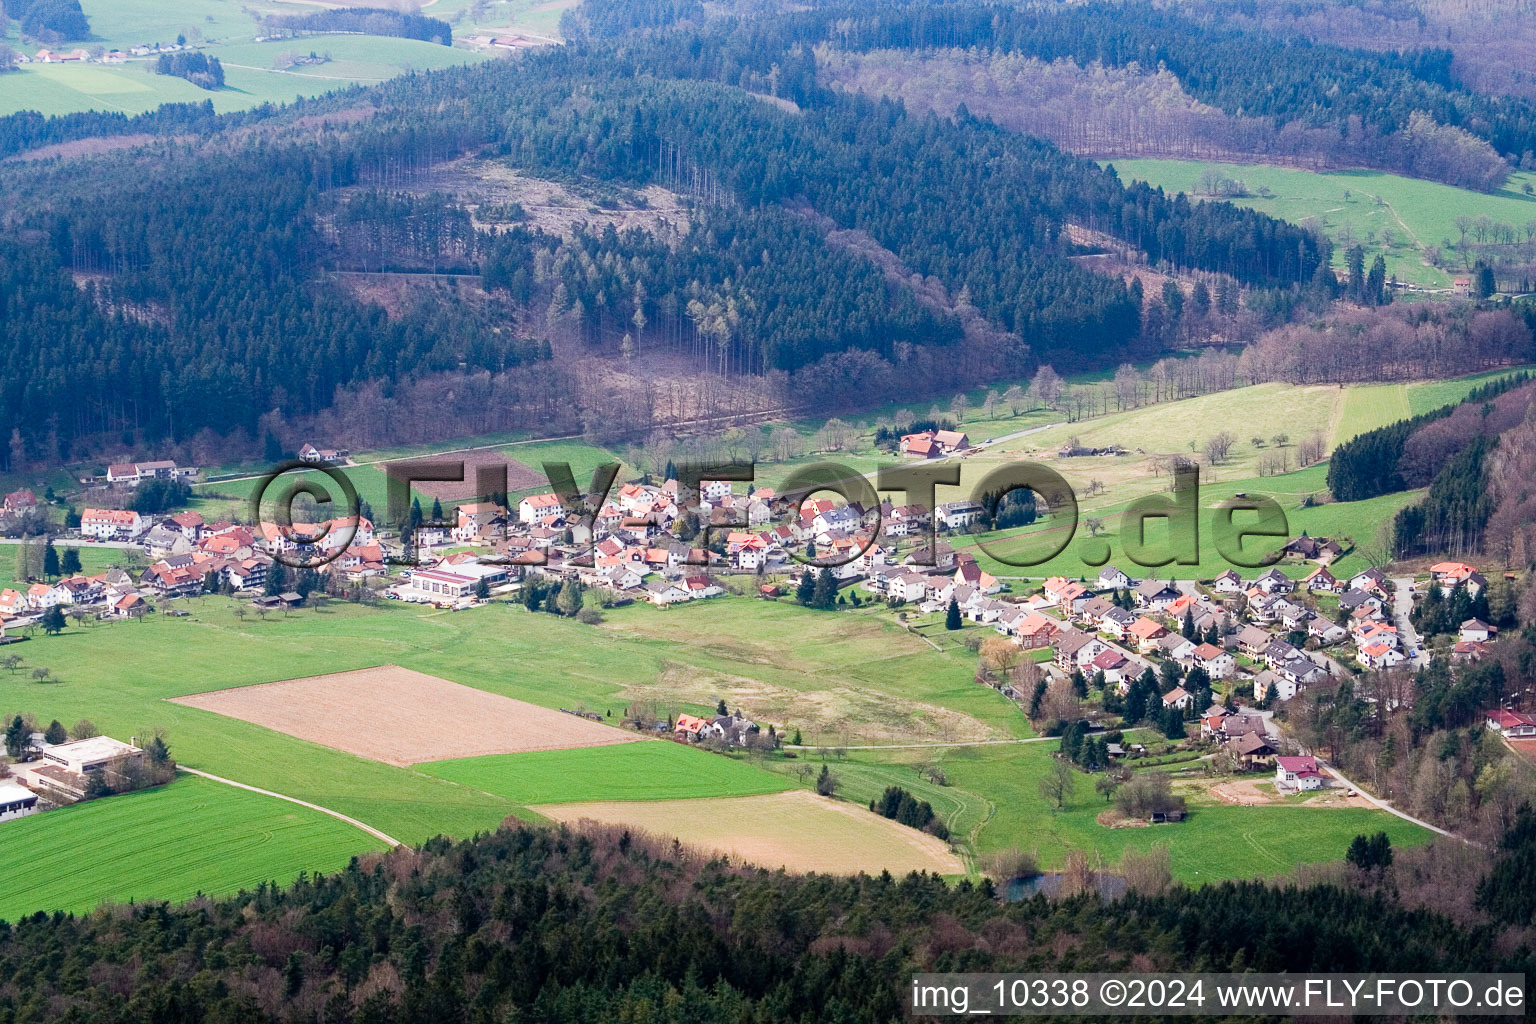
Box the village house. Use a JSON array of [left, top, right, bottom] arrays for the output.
[[1127, 616, 1168, 653], [518, 492, 566, 523], [81, 508, 146, 541], [1090, 648, 1129, 687], [1162, 686, 1192, 711], [1211, 568, 1244, 593], [1275, 754, 1326, 792], [1011, 611, 1059, 648], [1283, 535, 1343, 563], [1226, 732, 1278, 769], [1100, 605, 1138, 638], [1132, 579, 1180, 611], [453, 502, 508, 543], [297, 443, 349, 465], [1349, 568, 1391, 596], [1453, 639, 1492, 663], [1235, 624, 1274, 658], [1097, 565, 1133, 590], [1486, 709, 1536, 737], [1459, 618, 1497, 643], [936, 500, 986, 531], [1304, 565, 1341, 593], [1052, 629, 1106, 673], [1357, 640, 1405, 670], [1307, 616, 1348, 645], [105, 460, 196, 486], [1156, 632, 1196, 662], [899, 429, 969, 457], [1430, 561, 1485, 597], [1252, 567, 1295, 594], [2, 489, 37, 516], [1192, 642, 1235, 679]]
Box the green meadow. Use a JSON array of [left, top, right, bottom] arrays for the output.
[[420, 742, 795, 805], [938, 743, 1431, 881], [1, 0, 490, 119], [0, 774, 385, 920], [1108, 158, 1536, 289]]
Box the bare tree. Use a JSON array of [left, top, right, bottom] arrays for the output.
[[1038, 757, 1076, 811], [1203, 431, 1236, 465]]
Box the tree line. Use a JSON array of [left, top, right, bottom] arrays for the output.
[[260, 7, 453, 46], [2, 0, 88, 44], [0, 818, 1528, 1021], [682, 0, 1530, 190]]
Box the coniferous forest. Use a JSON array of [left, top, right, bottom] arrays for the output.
[[0, 17, 1328, 466], [0, 821, 1530, 1023]]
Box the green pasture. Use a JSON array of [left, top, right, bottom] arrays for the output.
[[420, 741, 794, 805], [0, 774, 386, 921], [1109, 158, 1536, 289], [926, 743, 1430, 882]]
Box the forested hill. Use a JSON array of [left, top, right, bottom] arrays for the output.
[[0, 822, 1527, 1022], [0, 29, 1325, 463], [574, 0, 1530, 190]]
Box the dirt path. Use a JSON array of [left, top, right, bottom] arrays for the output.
[[177, 765, 401, 847]]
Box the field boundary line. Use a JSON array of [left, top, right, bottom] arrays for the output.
[[784, 737, 1049, 751], [177, 766, 402, 848]]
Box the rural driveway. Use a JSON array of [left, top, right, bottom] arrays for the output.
[[177, 766, 401, 848], [1317, 763, 1456, 839]]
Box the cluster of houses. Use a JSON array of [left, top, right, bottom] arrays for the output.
[[899, 429, 972, 458], [673, 710, 760, 746], [22, 41, 199, 66], [0, 508, 390, 629]]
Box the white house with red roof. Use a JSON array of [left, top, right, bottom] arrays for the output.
[[1430, 561, 1485, 597], [81, 508, 146, 541], [1193, 642, 1235, 679], [1486, 709, 1536, 737], [1275, 755, 1326, 791], [518, 492, 565, 523]]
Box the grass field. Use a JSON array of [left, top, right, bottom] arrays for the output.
[[798, 742, 1433, 882], [944, 743, 1432, 881], [0, 775, 386, 920], [0, 0, 492, 119], [0, 594, 1026, 846], [420, 742, 795, 804], [1108, 158, 1536, 289], [947, 462, 1418, 581], [0, 542, 122, 589]]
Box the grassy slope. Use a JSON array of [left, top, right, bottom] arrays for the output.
[[0, 543, 121, 589], [419, 742, 794, 804], [0, 1, 489, 118], [936, 743, 1431, 882], [0, 595, 1027, 839], [0, 774, 386, 920], [1107, 158, 1536, 289]]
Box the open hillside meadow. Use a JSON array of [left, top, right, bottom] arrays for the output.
[[1107, 158, 1536, 289], [0, 774, 385, 920], [0, 585, 1431, 916], [2, 372, 1487, 919], [0, 0, 494, 119]]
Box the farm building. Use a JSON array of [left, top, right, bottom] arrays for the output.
[[0, 781, 40, 824], [398, 563, 510, 601]]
